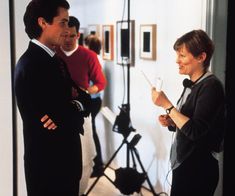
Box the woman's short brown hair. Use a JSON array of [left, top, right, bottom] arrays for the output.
[[173, 29, 214, 70]]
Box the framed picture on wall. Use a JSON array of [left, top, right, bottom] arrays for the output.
[[102, 25, 114, 60], [88, 24, 101, 38], [78, 28, 86, 46], [116, 20, 135, 66], [140, 24, 157, 60]]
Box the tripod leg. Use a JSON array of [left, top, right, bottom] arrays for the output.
[[130, 146, 137, 169], [132, 147, 159, 196], [83, 139, 127, 195], [126, 142, 130, 168]]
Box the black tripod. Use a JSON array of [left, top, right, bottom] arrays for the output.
[[83, 135, 158, 195], [83, 104, 158, 195]]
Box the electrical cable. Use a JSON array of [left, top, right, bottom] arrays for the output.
[[121, 62, 126, 104], [121, 0, 126, 21]]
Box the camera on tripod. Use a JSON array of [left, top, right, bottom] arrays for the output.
[[112, 104, 136, 138]]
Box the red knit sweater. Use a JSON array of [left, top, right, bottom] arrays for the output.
[[57, 46, 106, 91]]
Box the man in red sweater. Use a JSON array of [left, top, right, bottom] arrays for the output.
[[56, 16, 107, 181], [57, 17, 106, 93]]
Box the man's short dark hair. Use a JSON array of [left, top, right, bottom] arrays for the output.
[[68, 16, 80, 33], [24, 0, 70, 39]]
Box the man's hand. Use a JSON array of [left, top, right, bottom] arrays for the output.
[[41, 114, 57, 130], [87, 85, 98, 94]]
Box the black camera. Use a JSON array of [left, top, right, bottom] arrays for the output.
[[112, 104, 136, 138]]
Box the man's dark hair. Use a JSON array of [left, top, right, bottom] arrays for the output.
[[68, 16, 80, 33], [84, 35, 102, 55], [24, 0, 70, 39]]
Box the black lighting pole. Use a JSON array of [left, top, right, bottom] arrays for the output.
[[126, 0, 131, 169], [9, 0, 18, 196], [112, 0, 135, 139], [84, 1, 158, 194], [127, 0, 130, 107]]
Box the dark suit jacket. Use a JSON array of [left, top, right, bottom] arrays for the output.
[[14, 42, 85, 195]]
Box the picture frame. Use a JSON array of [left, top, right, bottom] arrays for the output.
[[140, 24, 157, 60], [102, 25, 114, 61], [78, 28, 86, 46], [116, 20, 135, 66], [88, 24, 101, 38]]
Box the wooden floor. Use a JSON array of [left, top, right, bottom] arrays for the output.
[[82, 167, 154, 196]]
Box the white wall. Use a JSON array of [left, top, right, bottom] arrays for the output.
[[67, 0, 212, 194], [14, 0, 30, 195], [0, 0, 224, 195], [0, 1, 13, 196]]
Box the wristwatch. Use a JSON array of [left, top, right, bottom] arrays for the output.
[[166, 105, 174, 114]]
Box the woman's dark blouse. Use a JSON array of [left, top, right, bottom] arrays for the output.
[[170, 74, 225, 168]]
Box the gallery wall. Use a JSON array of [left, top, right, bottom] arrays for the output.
[[14, 0, 29, 195], [0, 1, 13, 196], [0, 0, 226, 195], [68, 0, 211, 194], [68, 0, 226, 195]]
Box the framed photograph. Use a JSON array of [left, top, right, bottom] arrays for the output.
[[140, 24, 157, 60], [116, 20, 135, 66], [102, 25, 114, 61], [78, 28, 86, 46], [88, 24, 101, 38]]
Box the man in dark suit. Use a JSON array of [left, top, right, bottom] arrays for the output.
[[14, 0, 90, 195]]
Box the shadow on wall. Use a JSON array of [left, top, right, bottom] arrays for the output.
[[102, 61, 116, 163]]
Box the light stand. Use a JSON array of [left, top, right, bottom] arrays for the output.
[[83, 0, 158, 195], [83, 134, 158, 195]]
